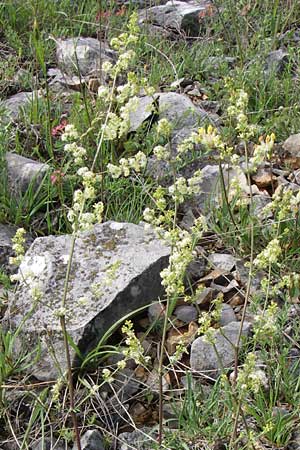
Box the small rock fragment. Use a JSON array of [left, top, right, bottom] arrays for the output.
[[208, 253, 236, 272], [190, 321, 252, 378], [72, 430, 105, 450], [219, 304, 237, 327], [174, 304, 197, 323]]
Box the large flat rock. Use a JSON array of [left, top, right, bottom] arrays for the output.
[[5, 222, 170, 380], [139, 1, 213, 36]]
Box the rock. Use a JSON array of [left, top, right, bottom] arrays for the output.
[[174, 304, 197, 323], [185, 164, 249, 215], [5, 152, 49, 196], [195, 287, 216, 306], [252, 195, 272, 218], [219, 304, 236, 327], [146, 369, 169, 393], [208, 253, 236, 272], [283, 133, 300, 168], [1, 91, 39, 122], [190, 321, 252, 378], [118, 428, 157, 450], [204, 56, 236, 70], [265, 48, 289, 75], [128, 95, 158, 132], [5, 222, 170, 380], [72, 430, 104, 450], [158, 92, 209, 146], [31, 438, 66, 450], [186, 257, 206, 280], [139, 1, 214, 36], [113, 368, 141, 400], [148, 302, 166, 323], [288, 430, 300, 450], [56, 37, 115, 78], [235, 259, 264, 293], [251, 167, 274, 188]]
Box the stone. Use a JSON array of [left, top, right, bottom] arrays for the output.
[[128, 94, 158, 132], [174, 304, 197, 323], [252, 195, 272, 218], [158, 92, 208, 146], [139, 1, 214, 36], [186, 164, 249, 215], [148, 302, 166, 323], [5, 222, 170, 380], [283, 133, 300, 168], [186, 257, 206, 280], [56, 37, 115, 78], [204, 56, 236, 70], [265, 48, 289, 75], [72, 430, 104, 450], [118, 428, 157, 450], [113, 368, 141, 400], [190, 321, 252, 378], [288, 430, 300, 450], [251, 167, 274, 188], [5, 152, 49, 196], [146, 369, 169, 393], [195, 287, 216, 306], [31, 438, 66, 450], [1, 91, 39, 122], [208, 253, 236, 272], [219, 304, 236, 327]]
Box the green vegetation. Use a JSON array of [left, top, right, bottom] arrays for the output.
[[1, 1, 300, 449]]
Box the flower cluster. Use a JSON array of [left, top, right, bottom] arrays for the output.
[[253, 238, 282, 269], [9, 228, 26, 266], [177, 125, 227, 158], [236, 352, 268, 394], [253, 302, 278, 342], [168, 170, 202, 203], [64, 142, 87, 165], [249, 134, 275, 171], [227, 88, 256, 139], [61, 124, 79, 142], [107, 151, 147, 179], [121, 320, 150, 365], [67, 168, 104, 232], [104, 12, 139, 77]]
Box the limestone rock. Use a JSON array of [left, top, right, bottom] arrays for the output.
[[174, 304, 197, 323], [139, 1, 214, 36], [283, 133, 300, 168], [158, 92, 208, 145], [265, 48, 289, 75], [219, 304, 237, 327], [1, 91, 39, 122], [190, 321, 252, 378], [128, 94, 158, 132], [208, 253, 236, 272], [6, 222, 170, 380], [56, 37, 115, 78], [72, 430, 104, 450], [5, 152, 49, 196]]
